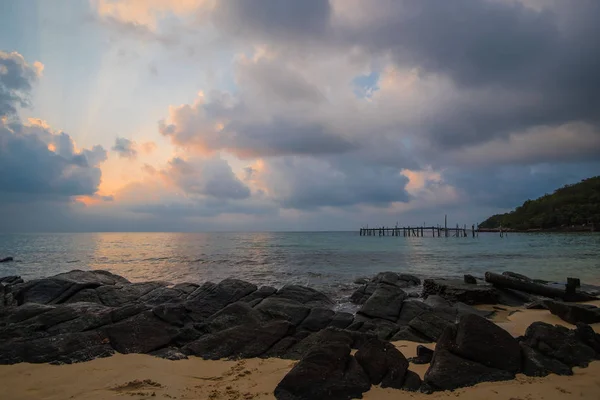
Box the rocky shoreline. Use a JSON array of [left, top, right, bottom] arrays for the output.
[[1, 269, 600, 399]]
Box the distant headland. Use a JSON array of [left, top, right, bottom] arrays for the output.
[[479, 176, 599, 232]]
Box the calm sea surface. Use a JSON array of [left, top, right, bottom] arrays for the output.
[[1, 232, 599, 306]]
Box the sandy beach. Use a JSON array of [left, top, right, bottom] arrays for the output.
[[1, 303, 599, 400]]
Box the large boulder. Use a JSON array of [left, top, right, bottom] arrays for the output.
[[274, 285, 334, 308], [422, 279, 499, 305], [274, 343, 371, 400], [282, 328, 354, 360], [103, 311, 181, 354], [184, 279, 257, 321], [423, 349, 514, 391], [408, 312, 453, 341], [298, 308, 335, 332], [255, 297, 311, 326], [355, 338, 409, 388], [0, 330, 113, 364], [543, 300, 600, 325], [438, 314, 521, 373], [196, 301, 262, 333], [92, 282, 167, 307], [358, 285, 406, 321], [520, 322, 596, 368], [182, 321, 293, 360], [390, 326, 432, 343], [520, 343, 572, 377]]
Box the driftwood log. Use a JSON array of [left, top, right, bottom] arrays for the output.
[[484, 272, 597, 302]]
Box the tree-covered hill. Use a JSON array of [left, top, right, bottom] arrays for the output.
[[479, 176, 600, 231]]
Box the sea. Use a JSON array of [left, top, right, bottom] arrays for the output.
[[1, 232, 599, 308]]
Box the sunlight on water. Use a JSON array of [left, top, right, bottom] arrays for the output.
[[1, 232, 599, 304]]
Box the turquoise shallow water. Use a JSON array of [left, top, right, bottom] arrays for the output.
[[1, 232, 599, 305]]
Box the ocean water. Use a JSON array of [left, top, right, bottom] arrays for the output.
[[1, 232, 599, 305]]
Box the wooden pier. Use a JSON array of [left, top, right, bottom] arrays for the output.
[[360, 216, 480, 238]]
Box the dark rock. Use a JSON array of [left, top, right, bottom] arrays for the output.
[[455, 302, 495, 319], [0, 257, 14, 263], [149, 347, 189, 360], [185, 279, 257, 321], [464, 274, 477, 284], [104, 311, 181, 354], [401, 370, 422, 391], [199, 301, 262, 333], [65, 288, 103, 304], [12, 279, 78, 305], [399, 274, 421, 286], [240, 286, 277, 304], [543, 300, 600, 325], [525, 300, 548, 310], [274, 285, 334, 308], [423, 349, 514, 391], [51, 270, 130, 286], [139, 287, 186, 306], [2, 302, 54, 323], [423, 279, 499, 305], [520, 343, 572, 377], [182, 321, 292, 360], [438, 314, 521, 373], [397, 300, 432, 324], [96, 282, 166, 307], [521, 322, 596, 367], [354, 277, 369, 285], [274, 343, 371, 400], [358, 285, 406, 321], [373, 271, 400, 286], [355, 338, 409, 388], [171, 325, 203, 347], [298, 307, 335, 332], [349, 283, 378, 305], [171, 282, 199, 296], [390, 326, 432, 343], [409, 345, 434, 364], [502, 271, 533, 282], [408, 312, 453, 341], [328, 312, 354, 329], [152, 303, 190, 327], [0, 275, 22, 284], [574, 322, 600, 353], [0, 330, 113, 364], [45, 303, 114, 335], [110, 303, 148, 323], [283, 328, 354, 360], [263, 331, 312, 358], [255, 297, 310, 326]]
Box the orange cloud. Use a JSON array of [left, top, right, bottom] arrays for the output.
[[140, 141, 157, 154]]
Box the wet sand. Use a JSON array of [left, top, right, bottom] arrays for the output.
[[1, 304, 599, 400]]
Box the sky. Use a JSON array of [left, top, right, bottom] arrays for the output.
[[0, 0, 599, 232]]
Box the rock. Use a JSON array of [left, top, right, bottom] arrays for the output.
[[358, 285, 406, 321], [149, 347, 189, 360], [390, 326, 432, 343], [502, 271, 533, 282], [409, 345, 434, 364], [464, 275, 477, 284], [0, 275, 23, 285], [349, 283, 378, 305], [408, 312, 452, 341], [96, 282, 167, 307], [423, 349, 514, 391], [139, 287, 186, 306], [282, 328, 354, 360], [520, 343, 572, 377], [0, 257, 14, 263], [0, 330, 113, 365], [110, 303, 148, 323], [103, 311, 181, 354], [274, 285, 334, 308], [51, 270, 130, 286], [182, 321, 292, 360], [197, 301, 262, 333], [373, 271, 401, 286], [171, 282, 199, 295], [543, 300, 600, 325], [455, 302, 495, 319], [397, 300, 432, 324], [185, 279, 257, 321], [11, 279, 80, 305], [525, 300, 548, 309], [574, 323, 600, 353], [328, 312, 354, 329], [438, 314, 521, 373], [399, 274, 421, 286], [355, 338, 409, 388], [401, 370, 422, 391], [354, 277, 369, 285], [298, 307, 335, 332], [152, 303, 189, 327], [423, 279, 499, 305], [274, 343, 371, 400], [520, 322, 596, 368], [255, 297, 311, 326], [240, 286, 277, 304]]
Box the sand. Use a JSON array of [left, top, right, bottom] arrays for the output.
[[2, 305, 600, 400]]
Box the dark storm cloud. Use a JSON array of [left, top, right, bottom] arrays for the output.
[[112, 137, 137, 159], [212, 0, 331, 41], [263, 156, 411, 210], [0, 120, 107, 200], [0, 51, 42, 117], [165, 156, 251, 200]]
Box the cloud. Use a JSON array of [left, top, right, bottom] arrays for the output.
[[0, 51, 44, 117], [0, 118, 107, 201], [112, 137, 138, 159]]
